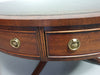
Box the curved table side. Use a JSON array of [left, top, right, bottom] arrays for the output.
[[0, 13, 100, 75], [0, 12, 100, 27]]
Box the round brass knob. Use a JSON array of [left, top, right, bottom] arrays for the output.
[[10, 38, 20, 48], [68, 39, 80, 51]]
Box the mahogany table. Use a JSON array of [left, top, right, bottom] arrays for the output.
[[0, 13, 100, 75], [0, 1, 100, 75]]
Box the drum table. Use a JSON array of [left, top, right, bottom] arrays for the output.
[[0, 0, 100, 75]]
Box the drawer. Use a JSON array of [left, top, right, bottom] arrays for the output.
[[0, 30, 39, 57], [46, 30, 100, 57]]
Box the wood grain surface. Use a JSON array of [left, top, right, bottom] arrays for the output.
[[0, 16, 100, 27], [0, 29, 40, 59], [0, 14, 100, 61], [46, 30, 100, 60]]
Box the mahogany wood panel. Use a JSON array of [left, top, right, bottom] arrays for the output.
[[37, 27, 48, 61], [0, 29, 40, 59], [0, 17, 100, 27], [0, 15, 100, 61], [46, 30, 100, 59]]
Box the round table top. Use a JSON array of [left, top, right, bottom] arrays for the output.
[[0, 0, 100, 16], [0, 0, 100, 27]]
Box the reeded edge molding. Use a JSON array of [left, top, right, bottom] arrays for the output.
[[0, 29, 36, 33], [48, 52, 100, 59], [0, 48, 40, 60], [46, 28, 100, 34], [0, 12, 100, 20]]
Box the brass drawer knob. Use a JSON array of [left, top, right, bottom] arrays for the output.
[[68, 39, 80, 51], [10, 38, 20, 48]]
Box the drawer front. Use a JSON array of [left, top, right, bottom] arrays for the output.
[[0, 30, 39, 57], [46, 31, 100, 57]]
